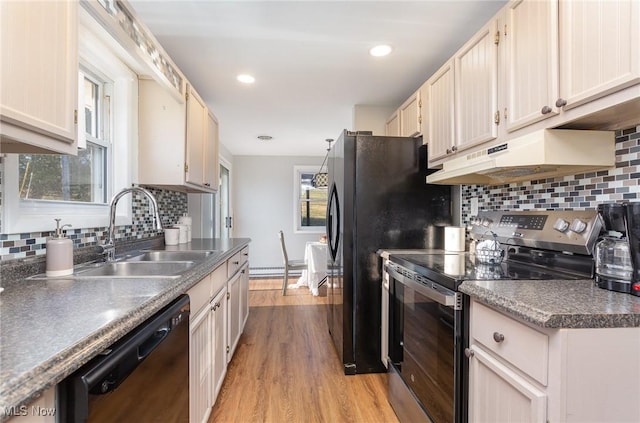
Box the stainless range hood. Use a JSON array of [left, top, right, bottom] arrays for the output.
[[426, 129, 615, 185]]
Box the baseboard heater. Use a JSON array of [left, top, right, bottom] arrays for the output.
[[249, 266, 303, 278]]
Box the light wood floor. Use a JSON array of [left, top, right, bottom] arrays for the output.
[[209, 278, 400, 423]]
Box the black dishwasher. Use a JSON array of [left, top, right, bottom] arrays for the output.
[[60, 294, 190, 423]]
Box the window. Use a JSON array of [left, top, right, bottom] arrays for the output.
[[294, 166, 328, 233], [18, 74, 108, 204]]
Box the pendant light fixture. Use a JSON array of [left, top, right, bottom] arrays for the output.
[[312, 138, 333, 188]]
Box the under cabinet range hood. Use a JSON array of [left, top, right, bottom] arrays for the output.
[[426, 129, 615, 185]]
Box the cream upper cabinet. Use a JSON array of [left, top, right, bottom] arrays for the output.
[[558, 0, 640, 110], [0, 0, 78, 155], [185, 86, 207, 187], [503, 0, 560, 132], [455, 18, 499, 150], [385, 110, 400, 136], [205, 112, 220, 191], [139, 79, 217, 193], [427, 58, 455, 161], [399, 90, 422, 137], [467, 300, 640, 423]]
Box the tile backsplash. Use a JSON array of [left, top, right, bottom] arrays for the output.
[[0, 184, 187, 261], [461, 125, 640, 224]]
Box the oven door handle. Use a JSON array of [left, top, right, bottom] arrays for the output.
[[386, 265, 457, 308]]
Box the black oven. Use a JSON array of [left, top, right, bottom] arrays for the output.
[[387, 262, 468, 423]]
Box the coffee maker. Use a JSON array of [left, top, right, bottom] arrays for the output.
[[595, 203, 640, 296]]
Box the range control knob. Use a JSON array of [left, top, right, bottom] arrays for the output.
[[553, 218, 570, 232], [569, 219, 587, 233], [481, 218, 493, 227]]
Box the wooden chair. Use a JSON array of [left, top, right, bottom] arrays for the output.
[[278, 230, 306, 295]]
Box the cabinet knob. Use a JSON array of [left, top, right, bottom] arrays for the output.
[[555, 98, 567, 108], [541, 105, 553, 115], [232, 260, 239, 265], [464, 348, 475, 358], [446, 148, 452, 154], [451, 145, 458, 152], [493, 332, 505, 343]]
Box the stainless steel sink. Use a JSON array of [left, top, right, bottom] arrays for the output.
[[123, 251, 216, 262], [73, 261, 195, 278]]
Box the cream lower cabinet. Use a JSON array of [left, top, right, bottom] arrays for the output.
[[188, 247, 250, 423], [226, 246, 250, 361], [468, 300, 640, 423], [189, 296, 213, 423], [0, 0, 78, 155], [211, 286, 228, 400]]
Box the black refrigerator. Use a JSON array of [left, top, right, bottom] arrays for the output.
[[326, 130, 452, 374]]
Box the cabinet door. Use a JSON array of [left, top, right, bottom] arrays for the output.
[[239, 265, 250, 330], [427, 59, 455, 161], [455, 19, 499, 149], [227, 272, 242, 362], [399, 90, 421, 137], [0, 0, 78, 154], [186, 85, 207, 187], [468, 346, 547, 423], [189, 306, 212, 423], [204, 112, 220, 191], [504, 0, 559, 132], [559, 0, 640, 110], [211, 287, 227, 401], [385, 111, 400, 136]]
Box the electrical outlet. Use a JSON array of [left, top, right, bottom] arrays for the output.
[[470, 197, 479, 216]]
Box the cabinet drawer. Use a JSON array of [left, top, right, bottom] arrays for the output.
[[187, 273, 212, 316], [227, 246, 249, 278], [471, 301, 548, 385], [211, 263, 227, 297]]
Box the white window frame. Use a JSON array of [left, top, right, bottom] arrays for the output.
[[2, 16, 137, 234], [293, 165, 326, 234]]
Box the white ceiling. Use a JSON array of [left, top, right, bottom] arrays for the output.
[[128, 0, 506, 157]]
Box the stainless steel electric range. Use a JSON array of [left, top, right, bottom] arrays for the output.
[[385, 210, 601, 423]]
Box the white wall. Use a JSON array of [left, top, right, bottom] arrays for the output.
[[233, 155, 323, 273]]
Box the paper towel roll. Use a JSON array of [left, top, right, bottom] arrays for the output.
[[444, 226, 466, 252]]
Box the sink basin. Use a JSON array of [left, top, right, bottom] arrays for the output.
[[124, 251, 216, 262], [73, 261, 195, 278]]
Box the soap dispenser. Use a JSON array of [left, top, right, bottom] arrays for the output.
[[46, 219, 73, 277]]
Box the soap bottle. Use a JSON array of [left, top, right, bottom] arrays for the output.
[[46, 219, 73, 277]]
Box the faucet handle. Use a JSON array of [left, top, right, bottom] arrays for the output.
[[101, 243, 115, 261]]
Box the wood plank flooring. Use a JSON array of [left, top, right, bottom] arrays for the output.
[[209, 278, 399, 423]]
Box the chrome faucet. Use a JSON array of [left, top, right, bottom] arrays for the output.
[[103, 186, 163, 261]]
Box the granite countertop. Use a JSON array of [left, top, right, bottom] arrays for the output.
[[460, 278, 640, 329], [0, 237, 250, 420]]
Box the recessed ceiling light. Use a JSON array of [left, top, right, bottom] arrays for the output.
[[369, 44, 392, 57], [237, 74, 255, 84], [257, 135, 272, 141]]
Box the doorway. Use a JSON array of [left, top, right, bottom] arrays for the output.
[[217, 161, 232, 238]]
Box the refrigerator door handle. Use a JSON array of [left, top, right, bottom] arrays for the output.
[[327, 182, 340, 261]]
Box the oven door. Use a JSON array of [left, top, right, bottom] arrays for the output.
[[387, 264, 464, 423]]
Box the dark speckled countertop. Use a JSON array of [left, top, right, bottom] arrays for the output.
[[460, 279, 640, 328], [0, 238, 250, 420]]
